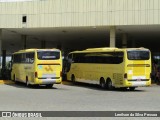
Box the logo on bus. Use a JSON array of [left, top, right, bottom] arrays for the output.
[[45, 65, 53, 71]]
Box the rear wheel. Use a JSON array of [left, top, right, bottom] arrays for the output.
[[100, 78, 106, 89], [106, 79, 113, 90], [46, 84, 53, 88], [71, 75, 75, 84]]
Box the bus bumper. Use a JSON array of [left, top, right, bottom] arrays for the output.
[[35, 79, 61, 84], [124, 80, 151, 87]]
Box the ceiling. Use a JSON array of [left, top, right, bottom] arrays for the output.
[[1, 25, 160, 55]]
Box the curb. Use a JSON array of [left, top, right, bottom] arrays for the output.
[[0, 80, 14, 84]]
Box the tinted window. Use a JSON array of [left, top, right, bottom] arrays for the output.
[[13, 54, 21, 63], [26, 53, 34, 63], [72, 52, 124, 64], [37, 51, 60, 60], [127, 50, 150, 60], [12, 52, 35, 64]]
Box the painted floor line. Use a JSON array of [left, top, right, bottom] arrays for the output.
[[0, 80, 14, 84]]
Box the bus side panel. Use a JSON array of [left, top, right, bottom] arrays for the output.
[[11, 64, 25, 83], [112, 63, 125, 87], [67, 63, 125, 85]]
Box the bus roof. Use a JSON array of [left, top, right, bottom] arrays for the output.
[[86, 47, 118, 51], [70, 47, 118, 53], [13, 48, 60, 54], [125, 47, 150, 51], [69, 47, 150, 54]]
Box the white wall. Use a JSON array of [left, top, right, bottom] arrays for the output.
[[0, 0, 160, 28]]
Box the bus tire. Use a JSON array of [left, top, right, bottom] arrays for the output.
[[100, 78, 106, 89], [106, 79, 113, 90], [71, 75, 75, 84], [129, 87, 135, 91], [46, 84, 53, 88]]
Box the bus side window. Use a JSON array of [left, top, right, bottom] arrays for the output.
[[26, 53, 34, 63], [30, 53, 34, 63], [115, 52, 124, 64]]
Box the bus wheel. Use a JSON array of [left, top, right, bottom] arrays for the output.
[[71, 75, 75, 84], [46, 84, 53, 88], [129, 87, 135, 91], [106, 79, 113, 90], [100, 78, 106, 89]]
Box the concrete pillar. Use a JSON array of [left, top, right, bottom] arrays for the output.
[[122, 33, 127, 48], [1, 50, 6, 79], [41, 40, 46, 48], [0, 29, 2, 69], [22, 35, 27, 49], [0, 30, 7, 79], [110, 26, 116, 47]]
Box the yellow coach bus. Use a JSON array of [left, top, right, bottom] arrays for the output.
[[65, 47, 151, 90], [11, 48, 62, 88]]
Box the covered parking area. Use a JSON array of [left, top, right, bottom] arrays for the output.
[[1, 0, 160, 79], [1, 25, 160, 80]]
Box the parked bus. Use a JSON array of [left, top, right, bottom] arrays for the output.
[[65, 47, 151, 90], [11, 48, 62, 88]]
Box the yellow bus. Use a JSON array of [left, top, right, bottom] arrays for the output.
[[11, 48, 62, 88], [65, 47, 151, 90]]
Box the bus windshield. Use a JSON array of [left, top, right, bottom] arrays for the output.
[[37, 51, 60, 60], [127, 50, 150, 60]]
